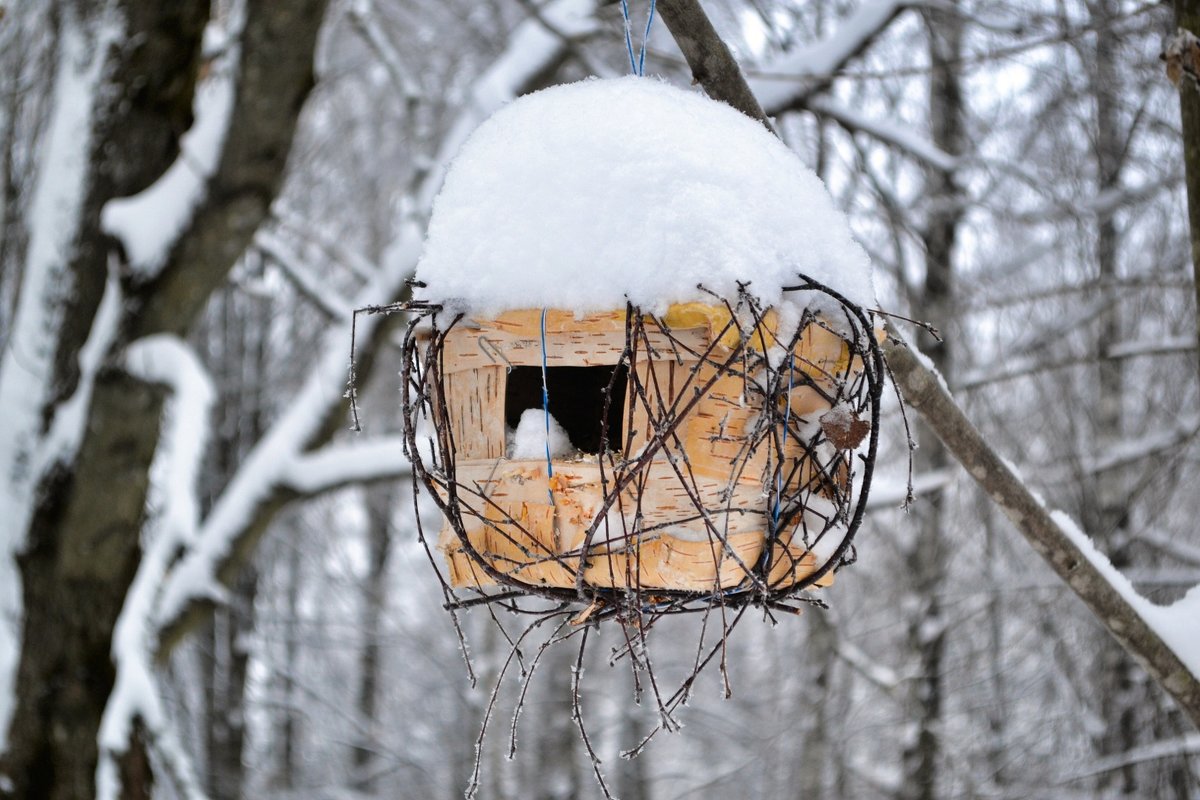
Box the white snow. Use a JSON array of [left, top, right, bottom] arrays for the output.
[[283, 436, 412, 493], [1051, 509, 1200, 685], [98, 335, 214, 800], [153, 225, 423, 634], [100, 10, 242, 277], [509, 408, 575, 460], [415, 76, 874, 316], [0, 5, 123, 752], [749, 0, 906, 113]]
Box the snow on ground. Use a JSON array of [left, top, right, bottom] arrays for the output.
[[415, 76, 874, 316]]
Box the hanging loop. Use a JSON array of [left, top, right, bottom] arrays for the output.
[[620, 0, 657, 76]]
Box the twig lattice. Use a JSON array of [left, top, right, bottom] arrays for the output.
[[399, 278, 882, 620], [353, 277, 884, 795]]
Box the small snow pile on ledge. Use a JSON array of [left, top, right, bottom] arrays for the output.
[[415, 77, 874, 315]]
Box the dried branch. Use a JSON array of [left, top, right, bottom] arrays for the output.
[[653, 0, 773, 131], [883, 328, 1200, 727]]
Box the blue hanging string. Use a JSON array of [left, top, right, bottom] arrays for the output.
[[772, 353, 795, 528], [540, 308, 554, 502], [620, 0, 657, 76]]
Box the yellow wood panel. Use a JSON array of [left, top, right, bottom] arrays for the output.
[[440, 458, 838, 592], [445, 364, 505, 459], [439, 309, 709, 373]]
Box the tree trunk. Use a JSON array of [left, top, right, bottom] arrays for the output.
[[274, 538, 303, 791], [1086, 3, 1143, 793], [898, 6, 965, 800], [0, 3, 326, 796], [1177, 0, 1200, 378], [351, 483, 395, 792]]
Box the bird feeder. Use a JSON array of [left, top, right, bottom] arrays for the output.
[[399, 77, 883, 618]]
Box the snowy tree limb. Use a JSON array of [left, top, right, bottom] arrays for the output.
[[806, 95, 959, 173], [750, 0, 909, 113], [1141, 530, 1200, 569], [97, 336, 214, 800], [130, 0, 329, 339], [957, 335, 1198, 390], [882, 330, 1200, 727], [347, 0, 422, 103], [273, 204, 379, 281], [151, 0, 599, 658], [281, 437, 412, 495], [100, 7, 242, 279], [152, 233, 420, 656], [658, 1, 1200, 730], [254, 229, 354, 320]]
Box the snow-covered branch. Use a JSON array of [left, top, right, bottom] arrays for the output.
[[807, 95, 959, 173], [958, 335, 1198, 390], [1141, 530, 1200, 569], [97, 336, 214, 800], [101, 8, 244, 278], [1059, 734, 1200, 784], [151, 230, 420, 651], [654, 0, 772, 129], [865, 468, 955, 511], [273, 205, 379, 281], [883, 328, 1200, 727], [281, 436, 411, 495], [254, 229, 354, 320], [751, 0, 909, 114], [347, 0, 422, 103], [152, 0, 601, 658]]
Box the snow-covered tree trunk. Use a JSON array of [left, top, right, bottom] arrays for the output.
[[1176, 0, 1200, 378], [0, 2, 327, 796]]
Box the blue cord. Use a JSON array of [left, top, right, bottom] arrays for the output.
[[619, 0, 637, 74], [638, 0, 657, 76], [620, 0, 657, 76], [772, 353, 795, 528], [540, 308, 554, 502]]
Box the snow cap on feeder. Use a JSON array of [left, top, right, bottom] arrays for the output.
[[404, 77, 883, 607], [415, 76, 875, 315]]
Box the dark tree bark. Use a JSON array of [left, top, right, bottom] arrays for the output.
[[1176, 1, 1200, 378], [351, 483, 395, 793], [898, 9, 965, 798], [653, 0, 772, 131], [0, 2, 328, 797]]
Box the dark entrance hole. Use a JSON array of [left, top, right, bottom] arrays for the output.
[[505, 365, 628, 454]]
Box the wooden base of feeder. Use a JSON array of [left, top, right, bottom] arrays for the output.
[[438, 459, 838, 592]]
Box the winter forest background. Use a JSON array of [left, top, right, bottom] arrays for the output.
[[1, 0, 1199, 798]]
